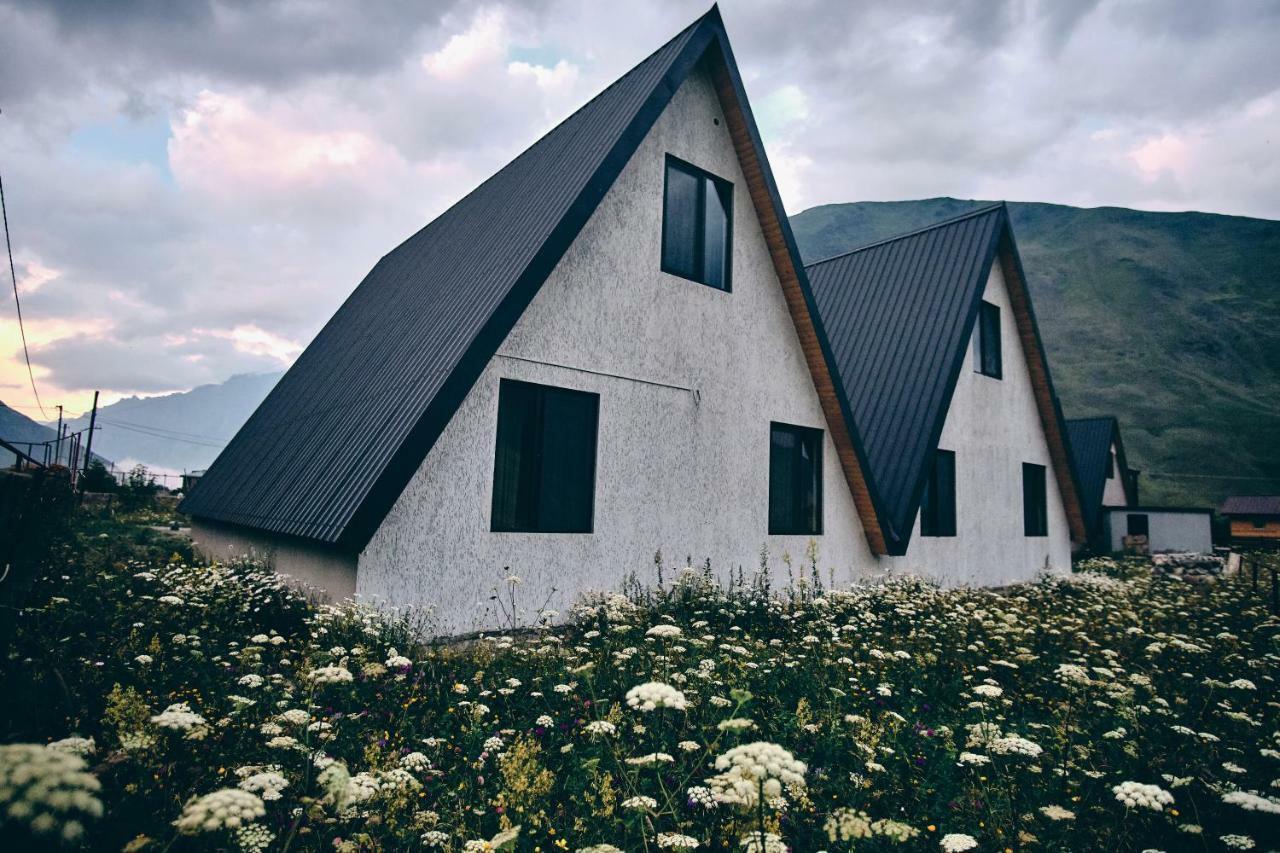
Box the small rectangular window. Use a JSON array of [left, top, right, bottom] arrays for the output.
[[768, 422, 823, 535], [976, 301, 1002, 378], [920, 449, 957, 537], [491, 379, 599, 533], [1023, 462, 1048, 537], [661, 155, 733, 291], [1127, 514, 1150, 537]]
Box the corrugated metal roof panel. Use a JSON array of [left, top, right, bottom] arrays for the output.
[[803, 205, 1006, 546], [181, 12, 713, 546], [1221, 495, 1280, 515]]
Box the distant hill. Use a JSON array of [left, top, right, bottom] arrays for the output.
[[790, 198, 1280, 508], [0, 402, 62, 466], [57, 372, 282, 475], [0, 401, 109, 468]]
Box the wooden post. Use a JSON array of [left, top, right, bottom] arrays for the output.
[[79, 391, 99, 500], [1272, 565, 1278, 615]]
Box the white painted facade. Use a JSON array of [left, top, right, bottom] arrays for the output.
[[879, 262, 1072, 586], [1105, 509, 1213, 554], [356, 68, 874, 634], [1100, 441, 1129, 506]]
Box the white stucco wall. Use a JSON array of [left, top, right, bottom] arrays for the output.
[[1105, 510, 1213, 554], [877, 261, 1072, 586], [190, 520, 357, 600], [357, 68, 874, 634], [1100, 442, 1129, 506]]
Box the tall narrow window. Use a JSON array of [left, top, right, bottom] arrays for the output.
[[661, 155, 733, 291], [1023, 462, 1048, 537], [491, 379, 599, 533], [1106, 451, 1115, 479], [768, 422, 823, 535], [976, 301, 1002, 378], [920, 449, 956, 537]]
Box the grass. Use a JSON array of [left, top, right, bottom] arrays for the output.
[[2, 515, 1279, 851]]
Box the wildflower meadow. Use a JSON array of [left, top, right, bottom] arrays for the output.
[[2, 520, 1278, 852]]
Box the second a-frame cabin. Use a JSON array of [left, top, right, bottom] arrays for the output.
[[183, 8, 1086, 632], [805, 205, 1086, 585]]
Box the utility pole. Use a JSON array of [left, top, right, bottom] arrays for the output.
[[79, 391, 99, 498], [54, 404, 63, 467]]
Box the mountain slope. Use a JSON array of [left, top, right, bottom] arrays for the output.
[[0, 402, 61, 465], [790, 199, 1280, 508], [58, 372, 282, 474]]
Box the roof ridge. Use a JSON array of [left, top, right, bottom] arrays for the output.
[[804, 201, 1007, 269]]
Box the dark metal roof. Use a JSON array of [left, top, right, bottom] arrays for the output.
[[1221, 495, 1280, 516], [182, 10, 719, 547], [803, 204, 1008, 550]]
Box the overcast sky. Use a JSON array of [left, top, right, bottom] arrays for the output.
[[1, 0, 1277, 417]]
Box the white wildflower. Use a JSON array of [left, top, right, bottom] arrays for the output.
[[174, 789, 266, 834]]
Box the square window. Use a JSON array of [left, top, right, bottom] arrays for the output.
[[975, 301, 1002, 378], [661, 155, 733, 291], [1127, 514, 1150, 537], [491, 379, 599, 533], [1023, 462, 1048, 536], [768, 422, 823, 535], [920, 449, 957, 537]]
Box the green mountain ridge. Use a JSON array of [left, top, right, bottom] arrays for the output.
[[789, 198, 1280, 509]]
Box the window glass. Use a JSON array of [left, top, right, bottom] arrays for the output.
[[662, 156, 732, 291], [491, 379, 599, 533], [1023, 462, 1048, 536], [977, 301, 1002, 378], [921, 450, 957, 537], [768, 422, 823, 535], [661, 164, 700, 281]]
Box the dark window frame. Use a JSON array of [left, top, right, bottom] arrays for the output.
[[767, 421, 824, 536], [490, 378, 600, 534], [1127, 513, 1150, 537], [975, 300, 1003, 379], [660, 154, 734, 292], [1023, 462, 1048, 537], [920, 449, 957, 537]]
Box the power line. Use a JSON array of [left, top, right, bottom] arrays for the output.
[[0, 166, 48, 420], [95, 418, 226, 448], [96, 416, 229, 443]]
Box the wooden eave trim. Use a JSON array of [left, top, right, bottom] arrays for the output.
[[998, 241, 1089, 545], [708, 56, 888, 554]]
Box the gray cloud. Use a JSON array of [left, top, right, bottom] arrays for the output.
[[0, 0, 1277, 408]]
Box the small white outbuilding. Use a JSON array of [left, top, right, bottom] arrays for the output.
[[1103, 507, 1214, 555]]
